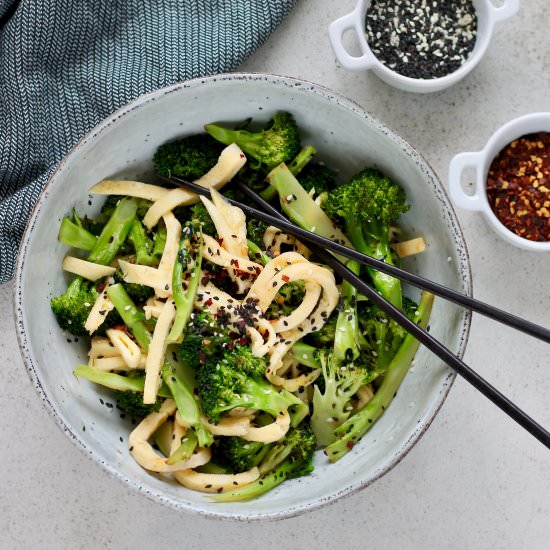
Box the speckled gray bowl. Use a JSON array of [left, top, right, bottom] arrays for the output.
[[15, 73, 471, 521]]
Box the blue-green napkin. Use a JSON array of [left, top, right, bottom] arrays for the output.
[[0, 0, 296, 283]]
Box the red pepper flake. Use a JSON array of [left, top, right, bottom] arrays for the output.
[[233, 259, 240, 268], [281, 274, 290, 283], [204, 298, 213, 307], [486, 132, 550, 242]]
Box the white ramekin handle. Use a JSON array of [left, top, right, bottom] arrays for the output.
[[328, 11, 377, 71], [449, 152, 485, 211], [490, 0, 520, 22]]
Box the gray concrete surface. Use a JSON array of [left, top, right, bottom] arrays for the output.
[[1, 0, 549, 548]]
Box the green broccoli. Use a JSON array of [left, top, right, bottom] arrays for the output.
[[58, 212, 98, 251], [177, 311, 231, 370], [115, 390, 161, 420], [51, 277, 101, 336], [213, 424, 316, 502], [311, 349, 376, 447], [195, 347, 307, 425], [307, 312, 337, 346], [161, 363, 214, 448], [218, 438, 272, 473], [358, 296, 419, 372], [324, 291, 434, 462], [205, 112, 301, 171], [154, 133, 223, 179], [112, 272, 153, 305], [299, 162, 338, 195], [246, 218, 268, 248], [324, 168, 410, 309]]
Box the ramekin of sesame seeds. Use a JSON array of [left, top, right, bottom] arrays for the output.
[[449, 112, 550, 251], [329, 0, 519, 93]]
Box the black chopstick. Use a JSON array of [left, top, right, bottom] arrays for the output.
[[163, 175, 550, 345], [166, 174, 550, 449]]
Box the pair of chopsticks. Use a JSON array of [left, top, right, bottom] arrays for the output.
[[165, 175, 550, 450]]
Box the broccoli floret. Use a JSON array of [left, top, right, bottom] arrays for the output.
[[307, 312, 337, 346], [196, 348, 306, 424], [299, 163, 337, 195], [154, 133, 223, 179], [115, 390, 161, 420], [325, 292, 434, 462], [218, 438, 272, 473], [325, 169, 410, 308], [51, 277, 98, 336], [188, 201, 216, 236], [246, 218, 268, 248], [205, 112, 301, 171], [358, 297, 419, 372], [311, 350, 376, 447], [50, 277, 120, 336], [213, 424, 316, 502], [177, 311, 231, 370]]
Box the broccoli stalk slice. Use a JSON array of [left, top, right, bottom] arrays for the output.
[[153, 421, 174, 457], [260, 145, 318, 201], [161, 364, 214, 448], [167, 229, 203, 344], [287, 145, 316, 176], [58, 217, 98, 250], [333, 260, 366, 363], [87, 197, 137, 265], [311, 350, 373, 447], [289, 341, 320, 369], [212, 460, 296, 502], [324, 291, 434, 462], [73, 365, 171, 397], [167, 431, 198, 465], [266, 163, 350, 261], [346, 218, 402, 309], [247, 240, 270, 265], [106, 284, 151, 351], [128, 220, 159, 266]]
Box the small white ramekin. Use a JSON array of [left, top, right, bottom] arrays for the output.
[[329, 0, 519, 94], [449, 112, 550, 251]]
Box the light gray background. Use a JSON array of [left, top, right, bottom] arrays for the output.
[[1, 0, 548, 548]]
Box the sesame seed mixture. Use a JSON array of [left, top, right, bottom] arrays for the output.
[[486, 132, 550, 242], [365, 0, 477, 79]]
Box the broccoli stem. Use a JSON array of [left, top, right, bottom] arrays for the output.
[[161, 364, 214, 448], [74, 365, 171, 397], [167, 231, 203, 344], [287, 145, 316, 176], [334, 260, 365, 363], [167, 431, 198, 465], [106, 284, 151, 350], [87, 197, 137, 265], [289, 341, 320, 369], [346, 219, 402, 309], [324, 291, 434, 462], [128, 220, 157, 266], [261, 146, 316, 201], [247, 240, 270, 265], [266, 164, 351, 258], [212, 460, 296, 502], [58, 217, 98, 250]]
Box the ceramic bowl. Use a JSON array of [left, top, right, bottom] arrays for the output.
[[449, 112, 550, 251], [329, 0, 519, 94], [15, 73, 471, 520]]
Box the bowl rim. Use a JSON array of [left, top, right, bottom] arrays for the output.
[[14, 72, 472, 521]]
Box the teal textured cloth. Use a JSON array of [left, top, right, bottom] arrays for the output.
[[0, 0, 296, 283]]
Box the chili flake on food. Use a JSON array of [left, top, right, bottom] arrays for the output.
[[486, 132, 550, 242]]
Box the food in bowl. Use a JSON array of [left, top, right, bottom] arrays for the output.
[[51, 111, 431, 501]]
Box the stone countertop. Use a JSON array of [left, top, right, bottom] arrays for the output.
[[1, 0, 549, 548]]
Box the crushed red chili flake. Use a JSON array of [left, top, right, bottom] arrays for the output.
[[486, 132, 550, 242], [281, 274, 290, 283]]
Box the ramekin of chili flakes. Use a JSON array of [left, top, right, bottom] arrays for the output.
[[486, 132, 550, 242]]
